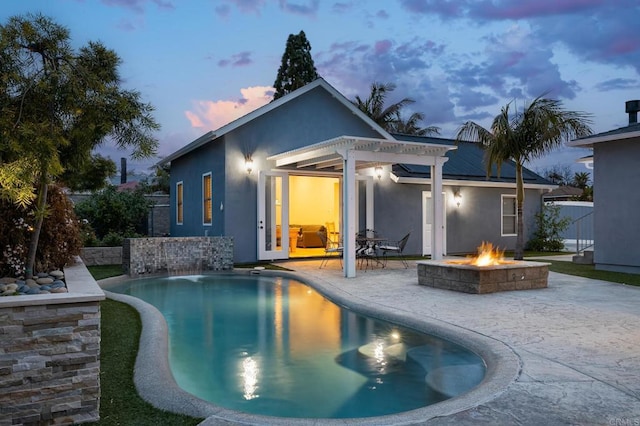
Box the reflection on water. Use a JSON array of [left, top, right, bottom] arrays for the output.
[[109, 274, 485, 419]]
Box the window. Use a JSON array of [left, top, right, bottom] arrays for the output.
[[176, 181, 184, 225], [203, 173, 212, 225], [501, 194, 517, 236]]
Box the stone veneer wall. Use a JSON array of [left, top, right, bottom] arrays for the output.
[[80, 247, 122, 266], [417, 260, 549, 294], [0, 258, 105, 425], [123, 236, 234, 277]]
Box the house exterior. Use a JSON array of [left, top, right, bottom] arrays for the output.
[[160, 79, 554, 276], [568, 100, 640, 274]]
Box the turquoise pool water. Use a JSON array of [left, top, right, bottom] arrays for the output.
[[108, 274, 485, 419]]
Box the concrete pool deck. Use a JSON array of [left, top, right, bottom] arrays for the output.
[[100, 257, 640, 425]]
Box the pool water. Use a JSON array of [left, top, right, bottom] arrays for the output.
[[108, 274, 485, 419]]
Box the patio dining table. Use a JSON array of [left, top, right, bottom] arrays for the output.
[[356, 236, 386, 270]]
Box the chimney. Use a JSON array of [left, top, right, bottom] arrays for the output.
[[626, 100, 640, 125], [120, 157, 127, 184]]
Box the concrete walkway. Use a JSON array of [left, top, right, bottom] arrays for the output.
[[103, 258, 640, 425], [270, 258, 640, 425]]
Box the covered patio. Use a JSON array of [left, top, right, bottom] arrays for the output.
[[268, 135, 454, 277]]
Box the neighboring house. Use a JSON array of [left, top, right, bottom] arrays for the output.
[[159, 78, 554, 276], [568, 100, 640, 274], [542, 186, 583, 202]]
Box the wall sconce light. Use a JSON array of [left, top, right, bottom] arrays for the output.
[[244, 156, 254, 175], [374, 166, 383, 180], [454, 190, 462, 207]]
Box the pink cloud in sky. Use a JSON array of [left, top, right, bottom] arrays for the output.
[[185, 86, 274, 131]]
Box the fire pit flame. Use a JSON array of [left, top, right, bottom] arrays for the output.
[[449, 241, 513, 266]]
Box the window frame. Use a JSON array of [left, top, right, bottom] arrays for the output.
[[176, 181, 184, 225], [501, 194, 517, 236], [202, 172, 212, 226]]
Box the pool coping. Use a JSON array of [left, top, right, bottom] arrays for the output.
[[99, 270, 521, 425]]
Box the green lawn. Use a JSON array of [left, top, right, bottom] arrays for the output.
[[91, 266, 202, 425]]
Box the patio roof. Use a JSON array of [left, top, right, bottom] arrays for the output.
[[268, 135, 455, 171]]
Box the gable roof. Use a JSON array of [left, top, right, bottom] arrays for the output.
[[158, 78, 393, 166], [568, 122, 640, 147], [390, 133, 554, 187]]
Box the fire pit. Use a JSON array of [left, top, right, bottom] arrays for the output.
[[417, 242, 549, 294]]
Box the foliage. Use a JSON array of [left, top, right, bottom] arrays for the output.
[[74, 185, 152, 242], [0, 13, 159, 277], [455, 95, 593, 259], [139, 164, 170, 194], [353, 82, 440, 136], [272, 30, 318, 100], [60, 154, 117, 192], [0, 184, 82, 276], [537, 164, 574, 186], [527, 203, 571, 252]]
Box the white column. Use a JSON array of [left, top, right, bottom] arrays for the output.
[[342, 150, 357, 277], [366, 177, 374, 232], [431, 157, 446, 260]]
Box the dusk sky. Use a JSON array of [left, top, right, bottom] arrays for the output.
[[2, 0, 639, 179]]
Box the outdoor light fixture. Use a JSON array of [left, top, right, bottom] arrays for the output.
[[374, 166, 383, 180], [245, 156, 254, 174], [454, 190, 462, 207]]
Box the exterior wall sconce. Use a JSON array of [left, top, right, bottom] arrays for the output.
[[245, 156, 254, 175], [374, 166, 383, 180], [454, 190, 462, 207]]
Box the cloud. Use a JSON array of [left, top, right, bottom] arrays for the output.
[[448, 24, 580, 100], [100, 0, 174, 13], [278, 0, 319, 16], [531, 4, 640, 74], [470, 0, 607, 20], [184, 86, 274, 131], [594, 78, 639, 92], [218, 51, 253, 67], [223, 0, 267, 14]]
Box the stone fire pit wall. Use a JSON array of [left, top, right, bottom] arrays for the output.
[[417, 259, 550, 294], [0, 257, 105, 425]]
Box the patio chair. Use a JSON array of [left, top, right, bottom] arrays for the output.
[[379, 232, 411, 268], [318, 231, 343, 269]]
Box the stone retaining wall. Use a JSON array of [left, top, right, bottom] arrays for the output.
[[123, 236, 234, 277], [0, 258, 105, 425], [80, 246, 122, 266]]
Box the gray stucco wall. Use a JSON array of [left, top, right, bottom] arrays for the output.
[[593, 138, 640, 273], [170, 86, 385, 263], [373, 180, 545, 255]]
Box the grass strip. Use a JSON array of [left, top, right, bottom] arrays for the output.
[[96, 287, 203, 425], [546, 261, 640, 287]]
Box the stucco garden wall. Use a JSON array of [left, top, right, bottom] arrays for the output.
[[80, 246, 122, 266], [0, 257, 105, 425]]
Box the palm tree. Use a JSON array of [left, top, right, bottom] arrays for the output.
[[353, 82, 415, 130], [388, 111, 441, 136], [572, 171, 590, 189], [455, 95, 593, 260]]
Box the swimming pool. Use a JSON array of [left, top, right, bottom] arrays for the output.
[[107, 273, 486, 419]]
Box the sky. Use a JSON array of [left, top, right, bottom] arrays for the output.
[[2, 0, 639, 181]]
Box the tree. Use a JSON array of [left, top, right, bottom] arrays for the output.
[[74, 185, 152, 242], [388, 111, 441, 136], [59, 154, 117, 192], [537, 164, 574, 186], [353, 82, 440, 135], [0, 14, 159, 278], [272, 30, 318, 100], [571, 171, 590, 189], [456, 95, 592, 260]]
